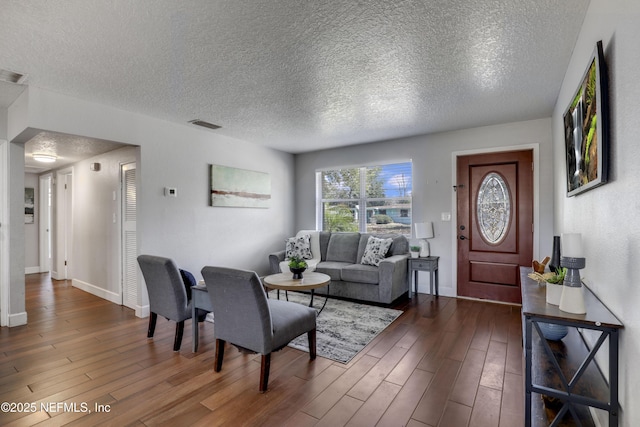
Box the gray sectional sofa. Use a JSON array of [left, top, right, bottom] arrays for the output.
[[268, 231, 409, 304]]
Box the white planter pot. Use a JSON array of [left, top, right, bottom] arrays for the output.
[[546, 282, 562, 305], [410, 252, 419, 258]]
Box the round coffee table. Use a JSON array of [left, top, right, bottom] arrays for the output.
[[263, 272, 331, 313]]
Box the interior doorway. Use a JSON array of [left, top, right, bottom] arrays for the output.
[[54, 168, 73, 280], [456, 149, 534, 304]]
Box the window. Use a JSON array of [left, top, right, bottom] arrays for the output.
[[317, 162, 412, 235]]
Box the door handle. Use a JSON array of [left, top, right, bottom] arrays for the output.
[[459, 235, 468, 240]]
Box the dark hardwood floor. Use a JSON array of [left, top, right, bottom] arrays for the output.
[[0, 273, 524, 426]]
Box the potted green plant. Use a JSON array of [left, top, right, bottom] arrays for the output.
[[288, 256, 308, 279], [410, 245, 421, 258], [528, 267, 566, 305]]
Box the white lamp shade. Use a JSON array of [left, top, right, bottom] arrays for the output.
[[414, 222, 434, 239], [562, 233, 583, 258]]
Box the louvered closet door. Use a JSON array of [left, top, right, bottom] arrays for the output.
[[122, 163, 138, 310]]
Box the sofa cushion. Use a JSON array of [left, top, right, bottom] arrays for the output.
[[325, 233, 360, 263], [341, 263, 379, 285], [315, 261, 352, 281], [360, 236, 393, 266], [285, 234, 312, 259]]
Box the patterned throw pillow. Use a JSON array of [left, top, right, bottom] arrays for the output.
[[285, 234, 313, 260], [361, 236, 393, 266]]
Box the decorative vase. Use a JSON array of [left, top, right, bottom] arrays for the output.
[[559, 285, 586, 314], [549, 236, 561, 273], [410, 251, 419, 259], [538, 322, 568, 341], [290, 267, 305, 279], [546, 282, 562, 305]]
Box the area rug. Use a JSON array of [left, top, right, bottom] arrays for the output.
[[275, 291, 403, 364]]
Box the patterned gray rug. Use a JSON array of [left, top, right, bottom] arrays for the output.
[[275, 291, 403, 364]]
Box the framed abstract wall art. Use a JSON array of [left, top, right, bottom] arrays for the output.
[[210, 165, 271, 208]]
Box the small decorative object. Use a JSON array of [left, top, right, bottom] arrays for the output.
[[414, 222, 434, 257], [549, 235, 561, 273], [559, 233, 586, 314], [532, 256, 550, 274], [288, 256, 307, 280], [538, 322, 569, 341], [410, 246, 421, 258]]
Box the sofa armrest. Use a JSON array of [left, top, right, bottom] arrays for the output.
[[378, 254, 409, 303], [268, 250, 286, 274]]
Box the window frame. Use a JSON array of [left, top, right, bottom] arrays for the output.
[[315, 161, 413, 235]]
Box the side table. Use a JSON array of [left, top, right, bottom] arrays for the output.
[[407, 256, 439, 298]]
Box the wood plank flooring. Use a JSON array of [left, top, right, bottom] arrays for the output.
[[0, 273, 524, 426]]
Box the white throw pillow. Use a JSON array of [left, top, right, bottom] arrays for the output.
[[361, 236, 393, 266], [285, 234, 312, 260]]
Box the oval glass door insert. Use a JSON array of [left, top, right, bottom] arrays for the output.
[[477, 172, 511, 244]]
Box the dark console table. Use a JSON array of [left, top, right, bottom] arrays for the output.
[[520, 267, 623, 426]]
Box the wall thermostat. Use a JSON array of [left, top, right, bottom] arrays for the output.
[[164, 187, 177, 197]]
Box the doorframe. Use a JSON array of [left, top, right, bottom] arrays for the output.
[[0, 140, 9, 327], [54, 167, 74, 280], [451, 144, 540, 298]]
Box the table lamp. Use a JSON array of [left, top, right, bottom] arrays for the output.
[[414, 222, 434, 257], [559, 233, 586, 314]]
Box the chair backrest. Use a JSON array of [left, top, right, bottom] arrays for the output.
[[201, 266, 273, 354], [137, 255, 189, 322]]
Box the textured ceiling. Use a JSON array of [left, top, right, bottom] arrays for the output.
[[23, 131, 129, 173], [1, 0, 589, 155]]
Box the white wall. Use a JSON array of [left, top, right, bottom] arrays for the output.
[[68, 146, 137, 301], [6, 86, 295, 321], [24, 172, 39, 273], [552, 1, 640, 425], [295, 118, 555, 297]]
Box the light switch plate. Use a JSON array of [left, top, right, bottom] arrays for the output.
[[441, 212, 451, 221]]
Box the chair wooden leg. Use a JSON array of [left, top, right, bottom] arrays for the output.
[[173, 321, 185, 351], [147, 312, 158, 338], [308, 329, 317, 360], [214, 339, 225, 372], [259, 353, 271, 393]]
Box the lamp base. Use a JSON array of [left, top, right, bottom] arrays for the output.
[[419, 240, 430, 257], [559, 285, 586, 314]]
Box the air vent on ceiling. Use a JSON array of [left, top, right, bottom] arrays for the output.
[[188, 119, 221, 130], [0, 68, 28, 84]]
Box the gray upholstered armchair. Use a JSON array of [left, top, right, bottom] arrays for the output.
[[137, 255, 196, 352], [201, 266, 317, 392]]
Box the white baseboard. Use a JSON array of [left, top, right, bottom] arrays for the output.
[[51, 270, 62, 280], [9, 311, 27, 327], [72, 279, 121, 304], [25, 266, 40, 275], [416, 284, 455, 298], [138, 304, 150, 318]]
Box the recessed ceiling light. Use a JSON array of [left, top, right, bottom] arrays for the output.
[[32, 153, 57, 163], [188, 119, 221, 130]]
